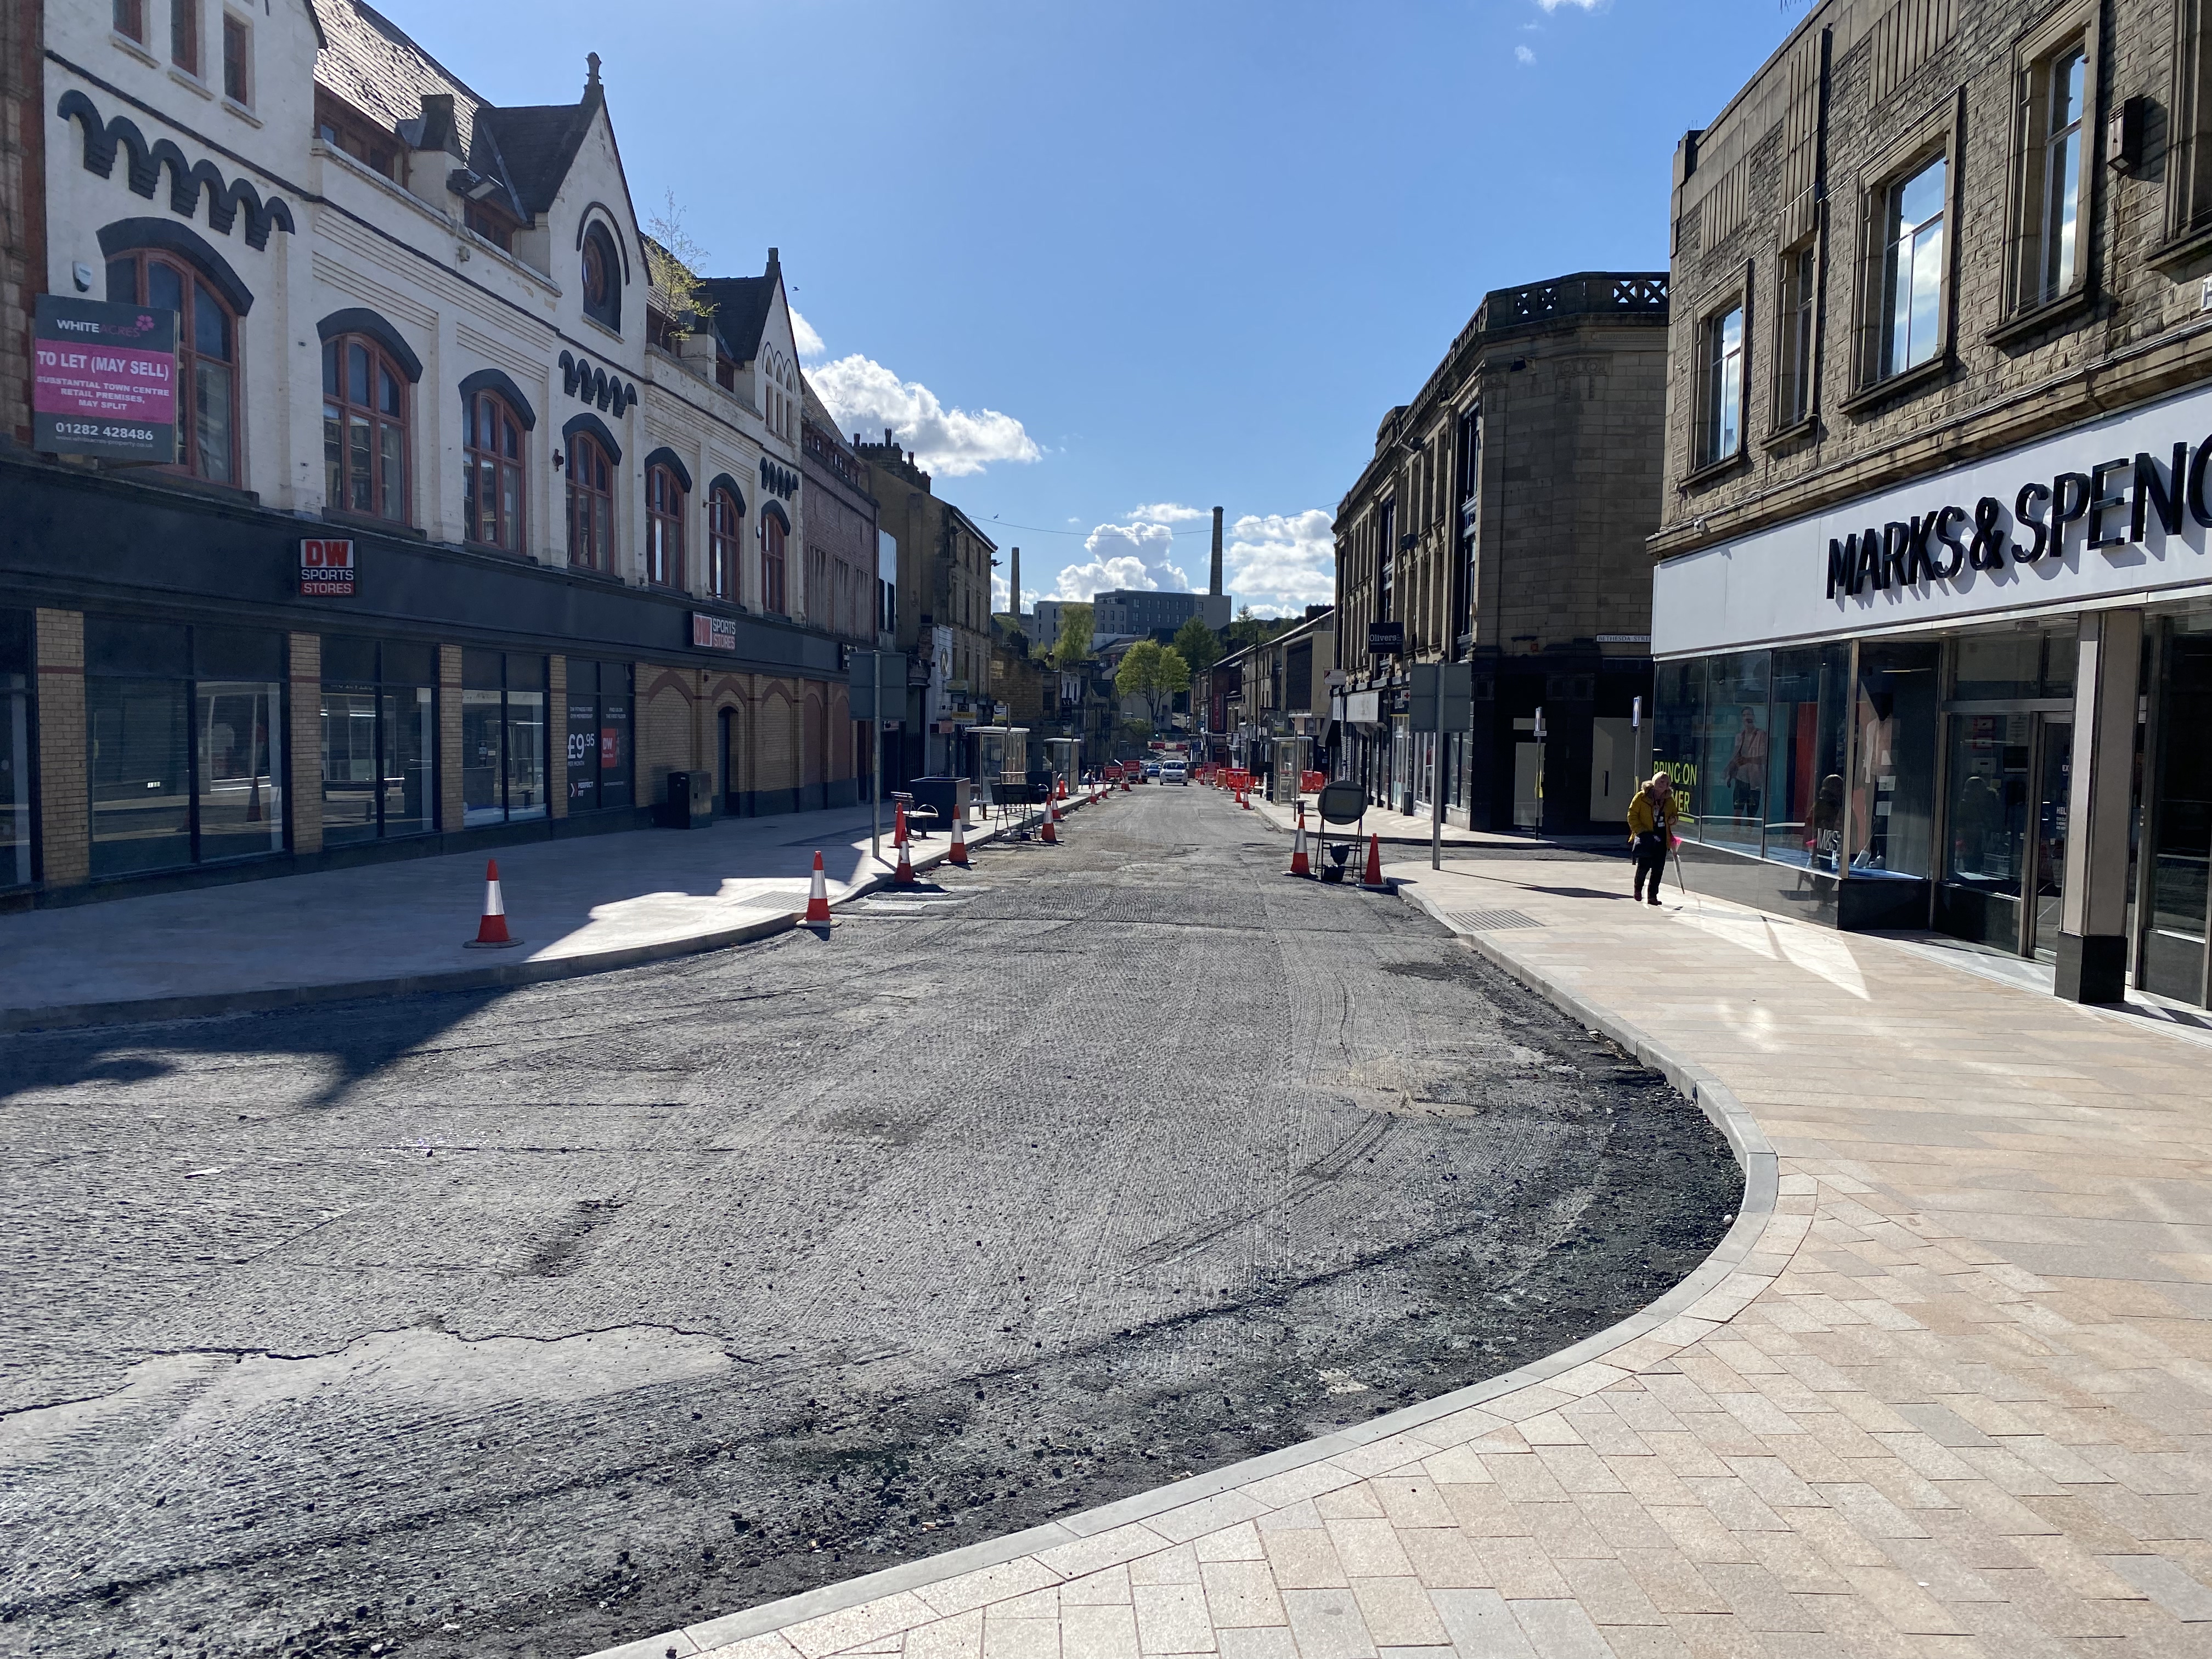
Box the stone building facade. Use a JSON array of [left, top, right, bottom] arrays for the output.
[[853, 434, 997, 778], [1334, 272, 1670, 834], [1651, 0, 2212, 1003], [0, 0, 860, 907]]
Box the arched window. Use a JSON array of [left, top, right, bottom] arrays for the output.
[[646, 462, 686, 589], [763, 510, 788, 615], [464, 390, 524, 551], [582, 223, 620, 332], [107, 250, 237, 484], [322, 334, 408, 521], [708, 487, 741, 599], [567, 432, 613, 570]]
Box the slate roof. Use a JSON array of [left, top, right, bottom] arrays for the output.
[[701, 258, 780, 366], [315, 1, 601, 226], [318, 1, 484, 154], [475, 96, 602, 218]]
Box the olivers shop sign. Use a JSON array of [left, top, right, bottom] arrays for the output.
[[1824, 437, 2212, 599]]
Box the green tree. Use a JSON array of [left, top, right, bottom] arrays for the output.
[[1115, 640, 1191, 728], [1051, 603, 1093, 670], [1172, 615, 1222, 678], [642, 193, 715, 341], [1227, 605, 1282, 650]]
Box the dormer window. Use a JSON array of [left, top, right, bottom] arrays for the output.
[[315, 89, 398, 181], [465, 201, 515, 253], [582, 224, 620, 331]]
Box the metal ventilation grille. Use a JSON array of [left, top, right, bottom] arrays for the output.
[[1447, 909, 1542, 932]]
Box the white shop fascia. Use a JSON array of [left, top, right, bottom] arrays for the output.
[[1654, 376, 2212, 659]]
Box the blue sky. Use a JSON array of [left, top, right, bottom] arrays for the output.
[[370, 0, 1809, 615]]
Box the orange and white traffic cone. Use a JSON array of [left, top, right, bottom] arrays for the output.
[[1289, 816, 1311, 878], [893, 805, 917, 885], [1041, 795, 1059, 844], [465, 859, 518, 947], [1240, 785, 1253, 810], [949, 811, 970, 867], [1056, 774, 1068, 803], [804, 850, 832, 924], [1361, 833, 1385, 888]]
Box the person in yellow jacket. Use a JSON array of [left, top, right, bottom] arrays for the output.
[[1626, 771, 1681, 905]]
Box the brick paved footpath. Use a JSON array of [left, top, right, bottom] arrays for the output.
[[601, 846, 2212, 1659]]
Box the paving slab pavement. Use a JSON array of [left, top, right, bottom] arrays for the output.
[[0, 795, 1087, 1030], [597, 840, 2212, 1659]]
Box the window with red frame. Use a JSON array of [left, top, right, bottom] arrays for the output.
[[762, 512, 787, 614], [171, 0, 199, 72], [106, 251, 236, 484], [646, 464, 686, 588], [322, 335, 408, 522], [566, 432, 613, 570], [465, 391, 525, 552], [114, 0, 144, 43], [708, 487, 741, 599]]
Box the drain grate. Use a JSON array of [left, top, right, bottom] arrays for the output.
[[1447, 908, 1543, 932]]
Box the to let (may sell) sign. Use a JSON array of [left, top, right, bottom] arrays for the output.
[[32, 295, 177, 462], [300, 539, 355, 595]]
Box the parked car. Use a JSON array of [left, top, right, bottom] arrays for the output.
[[1160, 763, 1188, 785], [1143, 760, 1160, 778]]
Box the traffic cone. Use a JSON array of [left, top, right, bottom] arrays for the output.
[[804, 850, 832, 924], [1240, 785, 1252, 810], [894, 801, 910, 849], [466, 859, 519, 947], [894, 832, 916, 885], [1056, 774, 1068, 802], [948, 811, 970, 867], [1041, 795, 1059, 844], [1289, 817, 1311, 878], [1361, 833, 1385, 888]]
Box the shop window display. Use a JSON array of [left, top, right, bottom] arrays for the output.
[[1651, 658, 1705, 841], [1849, 643, 1938, 878], [320, 637, 436, 846], [1699, 652, 1770, 856], [565, 661, 633, 812], [87, 619, 283, 877], [0, 611, 29, 887], [462, 650, 548, 827], [1763, 647, 1848, 872]]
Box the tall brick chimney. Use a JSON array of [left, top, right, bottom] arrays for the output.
[[1209, 507, 1224, 596], [1010, 547, 1020, 618]]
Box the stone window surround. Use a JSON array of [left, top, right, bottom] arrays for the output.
[[1839, 92, 1965, 419], [1683, 264, 1752, 487], [1998, 2, 2101, 330]]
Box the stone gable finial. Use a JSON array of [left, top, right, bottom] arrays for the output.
[[586, 52, 602, 89]]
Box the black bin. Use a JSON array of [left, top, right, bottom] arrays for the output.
[[909, 775, 969, 829], [660, 769, 714, 829]]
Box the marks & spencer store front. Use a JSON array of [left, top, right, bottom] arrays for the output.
[[1652, 377, 2212, 1006]]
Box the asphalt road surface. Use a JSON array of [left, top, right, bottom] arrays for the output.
[[0, 787, 1740, 1659]]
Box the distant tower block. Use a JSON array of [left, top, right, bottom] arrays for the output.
[[1210, 507, 1223, 596], [1010, 547, 1020, 617]]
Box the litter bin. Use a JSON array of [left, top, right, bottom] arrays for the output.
[[909, 775, 969, 827], [659, 769, 714, 829]]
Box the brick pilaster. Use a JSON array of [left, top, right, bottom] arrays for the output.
[[548, 654, 567, 818], [33, 608, 86, 886], [289, 632, 323, 855], [438, 644, 464, 832]]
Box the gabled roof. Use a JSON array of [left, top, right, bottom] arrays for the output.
[[702, 253, 781, 366], [320, 2, 482, 153], [476, 93, 602, 217]]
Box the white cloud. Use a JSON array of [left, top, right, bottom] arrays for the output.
[[1223, 510, 1335, 616], [992, 571, 1011, 611], [1515, 43, 1536, 63], [808, 353, 1042, 478], [1536, 0, 1603, 9], [1040, 507, 1334, 619], [790, 306, 826, 361], [1052, 521, 1193, 602]]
